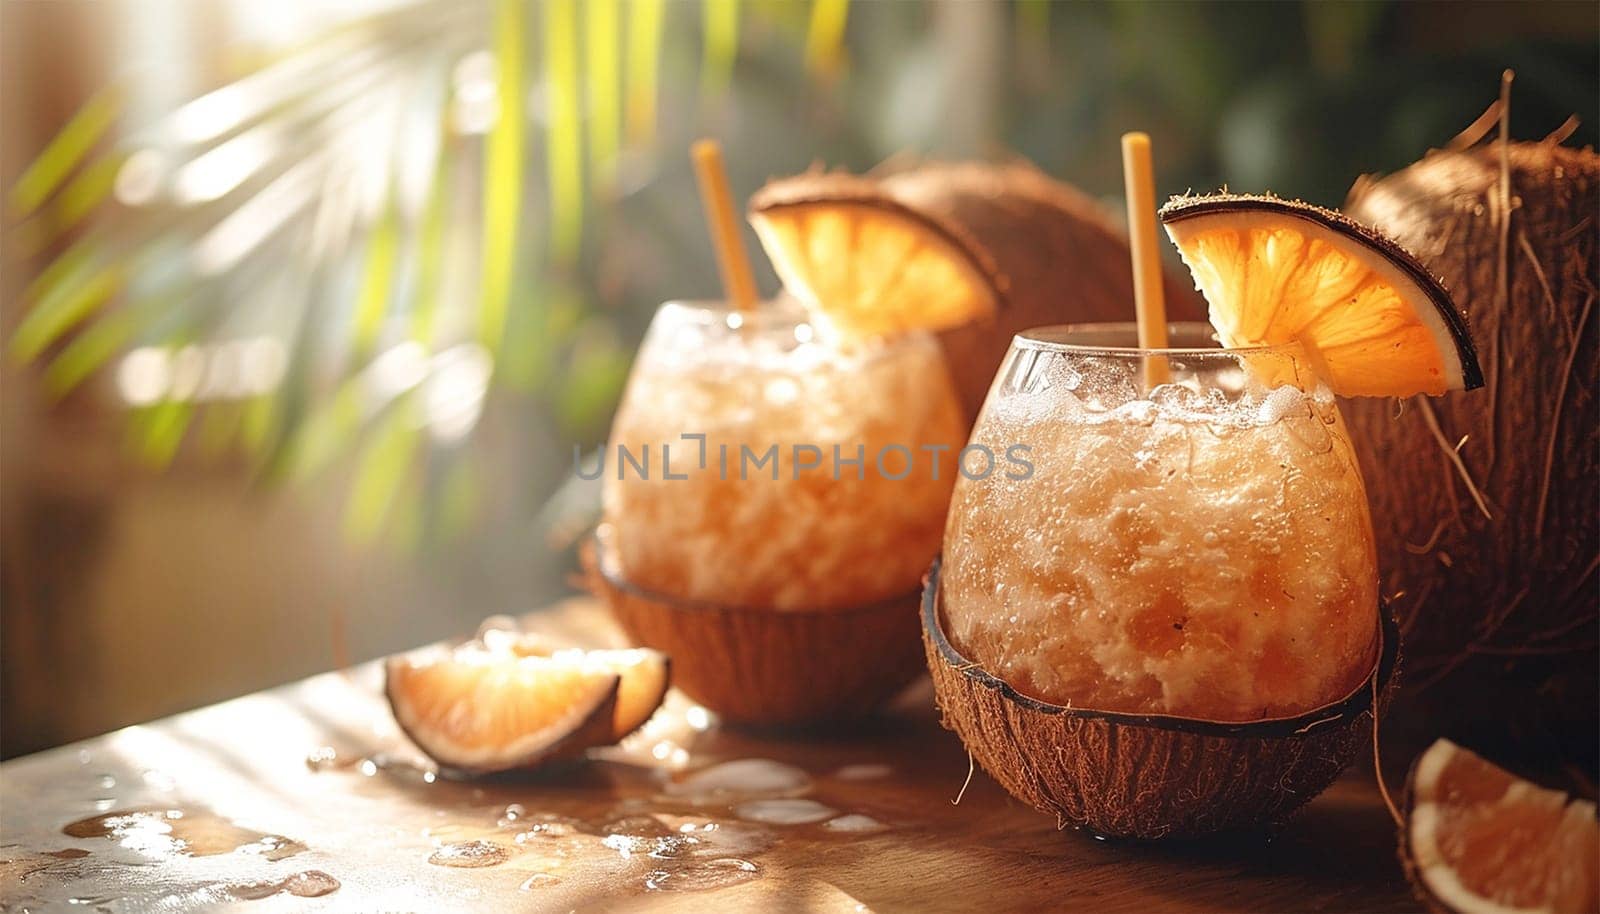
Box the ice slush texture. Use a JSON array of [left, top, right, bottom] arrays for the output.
[[602, 305, 965, 611], [941, 345, 1379, 722]]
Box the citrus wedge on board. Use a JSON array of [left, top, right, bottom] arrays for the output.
[[1404, 738, 1598, 914], [1160, 193, 1482, 397], [386, 628, 669, 775], [481, 627, 671, 741]]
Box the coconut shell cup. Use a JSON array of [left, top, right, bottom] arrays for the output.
[[922, 558, 1400, 840], [583, 538, 926, 726]]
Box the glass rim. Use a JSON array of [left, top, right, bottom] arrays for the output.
[[657, 297, 808, 329], [1013, 321, 1300, 357], [649, 299, 941, 361]]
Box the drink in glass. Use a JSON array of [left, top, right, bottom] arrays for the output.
[[597, 299, 966, 611], [941, 322, 1379, 722]]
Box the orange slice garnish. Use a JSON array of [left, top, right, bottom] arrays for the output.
[[1161, 193, 1482, 397]]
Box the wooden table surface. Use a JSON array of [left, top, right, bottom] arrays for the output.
[[0, 597, 1418, 913]]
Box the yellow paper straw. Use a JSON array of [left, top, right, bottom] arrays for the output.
[[1121, 131, 1170, 387], [691, 138, 758, 312]]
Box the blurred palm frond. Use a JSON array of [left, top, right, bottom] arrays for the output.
[[6, 0, 846, 546]]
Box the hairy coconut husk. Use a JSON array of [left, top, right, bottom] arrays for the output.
[[1344, 142, 1598, 770], [750, 161, 1205, 420], [583, 540, 924, 725], [923, 559, 1399, 839]]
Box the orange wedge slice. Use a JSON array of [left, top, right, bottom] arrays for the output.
[[749, 171, 998, 339], [1160, 193, 1482, 397], [1404, 738, 1598, 914], [484, 628, 671, 741], [386, 629, 669, 775]]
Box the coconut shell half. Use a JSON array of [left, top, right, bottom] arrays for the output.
[[922, 558, 1400, 839], [584, 539, 924, 726]]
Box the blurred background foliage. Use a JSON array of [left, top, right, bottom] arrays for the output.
[[2, 0, 1595, 755]]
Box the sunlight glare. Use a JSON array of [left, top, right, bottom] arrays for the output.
[[423, 343, 492, 442], [116, 347, 172, 406]]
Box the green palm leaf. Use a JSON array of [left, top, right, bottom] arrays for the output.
[[4, 0, 840, 549]]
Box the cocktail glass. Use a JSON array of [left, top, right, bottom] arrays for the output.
[[939, 322, 1380, 722], [588, 298, 966, 723]]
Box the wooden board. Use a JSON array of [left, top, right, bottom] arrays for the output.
[[0, 598, 1418, 912]]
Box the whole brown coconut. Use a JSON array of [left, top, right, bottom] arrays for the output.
[[922, 560, 1399, 839], [1343, 141, 1598, 769], [584, 540, 924, 726], [750, 161, 1204, 420]]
